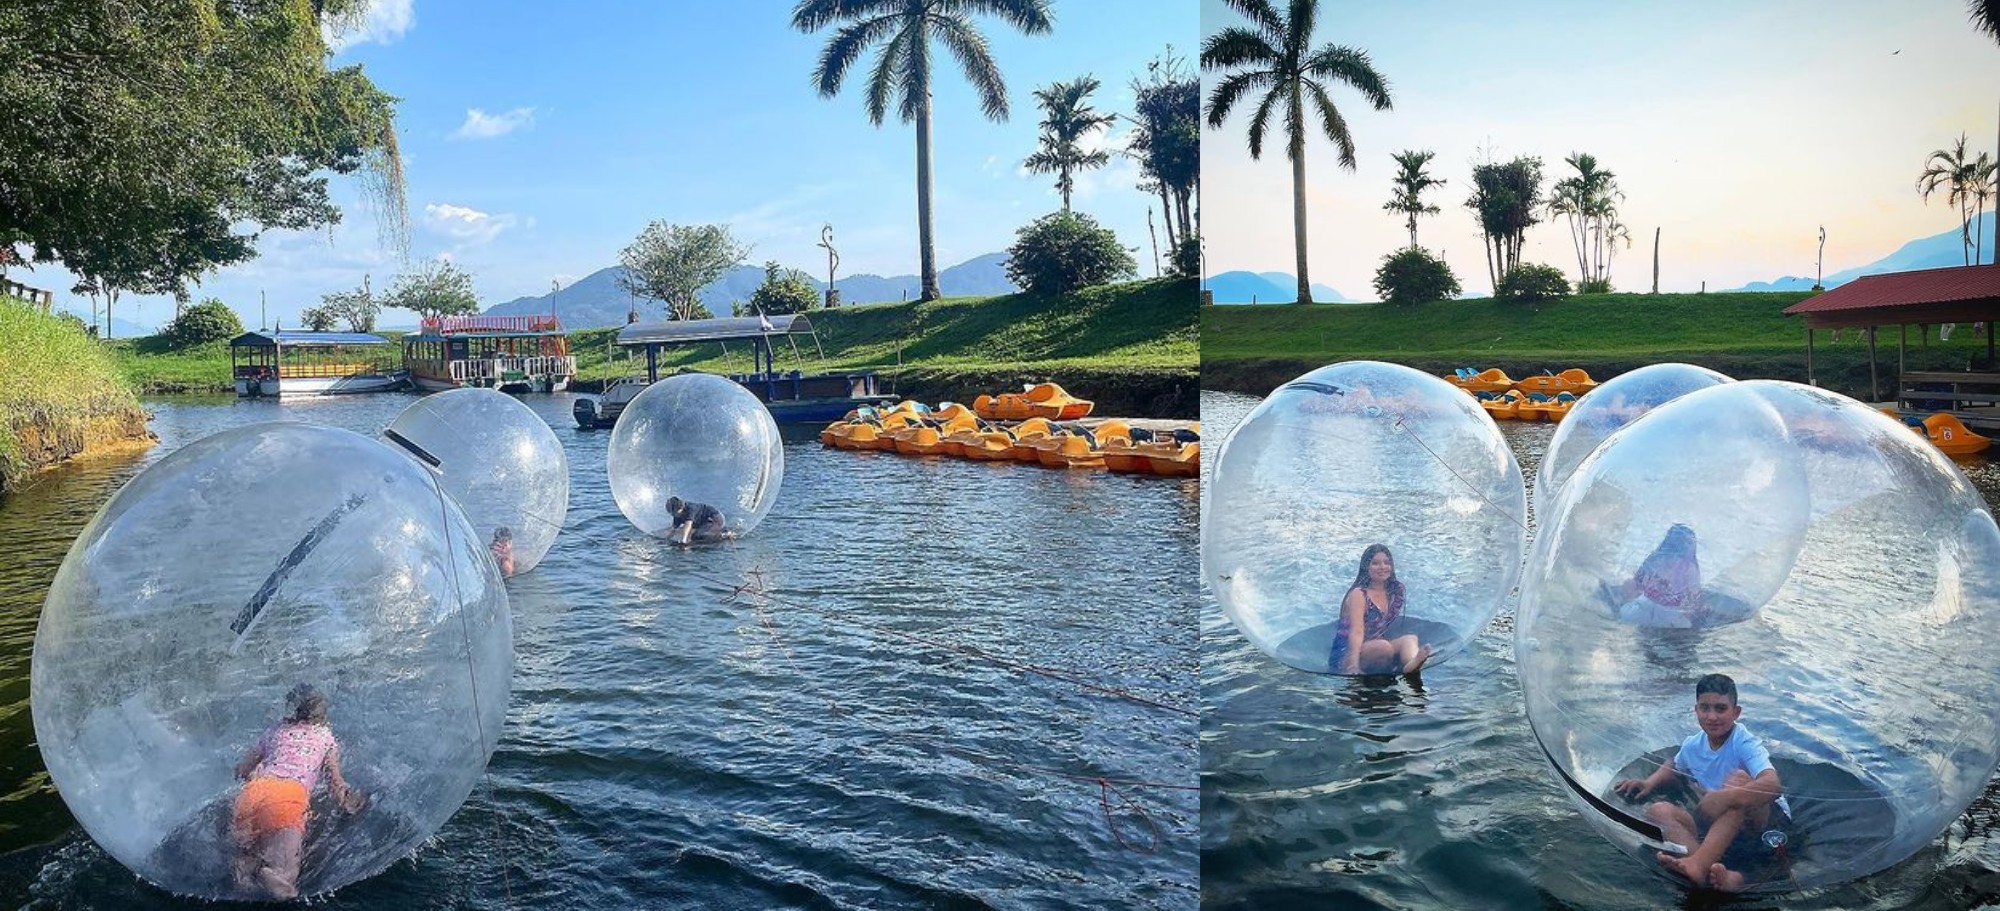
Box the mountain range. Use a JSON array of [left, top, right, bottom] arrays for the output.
[[1202, 271, 1350, 303], [487, 253, 1017, 327], [1730, 212, 1997, 292]]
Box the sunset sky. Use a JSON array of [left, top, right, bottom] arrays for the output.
[[1202, 0, 2000, 299]]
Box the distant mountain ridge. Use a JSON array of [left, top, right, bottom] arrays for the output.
[[1203, 270, 1349, 303], [487, 253, 1017, 328], [1732, 212, 1997, 291]]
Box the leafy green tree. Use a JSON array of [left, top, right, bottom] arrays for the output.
[[1383, 150, 1445, 250], [618, 222, 750, 321], [794, 0, 1053, 302], [1004, 210, 1136, 294], [161, 298, 245, 349], [1204, 0, 1392, 304], [749, 261, 821, 316], [384, 260, 481, 320], [1129, 51, 1199, 251], [1372, 247, 1459, 305], [1548, 152, 1623, 287], [1495, 263, 1570, 303], [1918, 134, 1998, 265], [299, 305, 338, 332], [1171, 234, 1201, 278], [1024, 75, 1116, 211], [1467, 156, 1545, 290], [318, 283, 379, 333], [0, 0, 406, 314]]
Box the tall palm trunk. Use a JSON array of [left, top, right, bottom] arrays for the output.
[[915, 89, 940, 301], [1157, 184, 1177, 250], [1290, 89, 1309, 304]]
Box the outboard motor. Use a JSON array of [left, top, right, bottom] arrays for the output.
[[573, 397, 601, 430]]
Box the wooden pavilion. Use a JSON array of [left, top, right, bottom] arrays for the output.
[[1783, 264, 2000, 429]]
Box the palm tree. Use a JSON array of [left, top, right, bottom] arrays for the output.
[[793, 0, 1054, 301], [1382, 149, 1444, 250], [1203, 0, 1391, 304], [1969, 152, 1996, 265], [1973, 0, 2000, 44], [1024, 75, 1116, 211], [1918, 134, 1984, 266], [1549, 152, 1620, 287]]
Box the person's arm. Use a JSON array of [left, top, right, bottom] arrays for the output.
[[234, 746, 262, 781], [1339, 590, 1367, 674], [324, 741, 365, 812], [1614, 758, 1675, 799]]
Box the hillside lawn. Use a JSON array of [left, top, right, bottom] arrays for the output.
[[1202, 291, 2000, 400], [108, 278, 1200, 415], [1, 299, 151, 492]]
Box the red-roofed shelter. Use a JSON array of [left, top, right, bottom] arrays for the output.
[[1783, 264, 2000, 406]]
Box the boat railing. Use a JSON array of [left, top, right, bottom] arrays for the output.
[[448, 355, 577, 382], [281, 361, 396, 379], [421, 314, 562, 334]]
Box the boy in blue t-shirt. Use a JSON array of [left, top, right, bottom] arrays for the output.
[[1613, 673, 1788, 891]]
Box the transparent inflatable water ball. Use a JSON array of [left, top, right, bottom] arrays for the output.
[[1202, 361, 1527, 674], [607, 373, 784, 541], [1518, 381, 2000, 891], [1538, 363, 1733, 511], [31, 422, 513, 900], [387, 387, 569, 574]]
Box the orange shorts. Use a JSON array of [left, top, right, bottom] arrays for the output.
[[232, 777, 309, 836]]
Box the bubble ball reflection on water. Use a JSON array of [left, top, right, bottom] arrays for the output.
[[607, 372, 784, 541], [1537, 362, 1733, 512], [1517, 380, 2000, 891], [386, 387, 569, 574], [1202, 361, 1528, 674], [30, 423, 513, 900]]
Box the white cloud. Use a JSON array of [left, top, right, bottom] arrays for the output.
[[451, 107, 537, 140], [324, 0, 415, 53], [422, 203, 526, 246]]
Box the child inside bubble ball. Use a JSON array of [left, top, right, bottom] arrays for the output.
[[229, 684, 366, 901], [1328, 544, 1432, 675], [489, 526, 516, 577], [666, 496, 731, 545], [1613, 673, 1789, 892], [1601, 523, 1709, 627]]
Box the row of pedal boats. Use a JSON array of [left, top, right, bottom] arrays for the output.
[[821, 402, 1200, 476], [1453, 365, 1992, 456]]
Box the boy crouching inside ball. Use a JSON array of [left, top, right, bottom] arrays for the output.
[[1613, 673, 1789, 891]]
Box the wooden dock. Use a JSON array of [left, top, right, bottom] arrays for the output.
[[1898, 370, 2000, 433]]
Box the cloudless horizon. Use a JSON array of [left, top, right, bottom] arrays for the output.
[[1202, 0, 2000, 300], [28, 0, 1191, 333]]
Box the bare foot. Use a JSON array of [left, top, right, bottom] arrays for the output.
[[1708, 862, 1746, 892], [1403, 645, 1433, 676], [1656, 851, 1707, 885]]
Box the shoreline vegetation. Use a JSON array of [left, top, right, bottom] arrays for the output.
[[1, 298, 153, 494], [111, 278, 1199, 417], [1202, 290, 1996, 400]]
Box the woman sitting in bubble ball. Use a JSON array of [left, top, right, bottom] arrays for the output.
[[1600, 524, 1709, 628], [229, 684, 366, 901], [1331, 544, 1432, 675]]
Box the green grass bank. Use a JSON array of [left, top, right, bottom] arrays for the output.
[[1, 298, 152, 493], [1202, 291, 1997, 400], [116, 278, 1200, 417]]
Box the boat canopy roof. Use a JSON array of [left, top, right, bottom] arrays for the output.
[[616, 314, 812, 347], [230, 330, 389, 348], [412, 314, 565, 339]]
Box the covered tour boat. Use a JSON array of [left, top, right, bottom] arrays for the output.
[[230, 330, 409, 397], [575, 314, 892, 428], [402, 313, 576, 393]]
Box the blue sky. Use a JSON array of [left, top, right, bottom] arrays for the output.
[[35, 1, 1191, 333], [1203, 0, 2000, 298]]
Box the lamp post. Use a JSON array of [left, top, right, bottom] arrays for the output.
[[818, 224, 841, 308]]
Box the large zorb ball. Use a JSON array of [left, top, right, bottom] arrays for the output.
[[1518, 380, 2000, 891], [31, 423, 512, 900], [607, 373, 784, 539], [1203, 361, 1528, 674], [1537, 363, 1733, 512], [386, 387, 569, 574]]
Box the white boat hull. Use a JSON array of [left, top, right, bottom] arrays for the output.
[[237, 372, 408, 397]]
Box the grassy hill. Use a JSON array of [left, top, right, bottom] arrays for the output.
[[1202, 291, 1997, 399], [110, 278, 1200, 416], [1, 299, 151, 492]]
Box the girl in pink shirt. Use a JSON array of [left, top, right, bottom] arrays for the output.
[[229, 684, 365, 900]]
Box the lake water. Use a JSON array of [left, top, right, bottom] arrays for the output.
[[1200, 388, 2000, 910], [0, 392, 1199, 909]]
